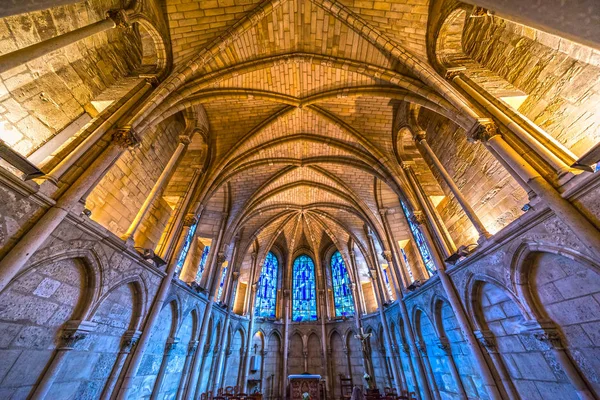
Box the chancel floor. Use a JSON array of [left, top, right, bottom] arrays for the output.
[[0, 0, 599, 399]]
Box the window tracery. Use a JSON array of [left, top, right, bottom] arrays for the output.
[[330, 251, 355, 317], [255, 252, 278, 318]]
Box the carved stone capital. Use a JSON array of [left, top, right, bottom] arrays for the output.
[[232, 271, 240, 281], [107, 9, 130, 28], [401, 344, 410, 354], [415, 340, 427, 356], [410, 211, 426, 226], [251, 282, 258, 292], [183, 215, 198, 226], [467, 119, 500, 143], [368, 268, 378, 280], [283, 289, 290, 297], [378, 208, 388, 217], [436, 338, 450, 352], [251, 252, 258, 261], [140, 74, 159, 87], [444, 67, 466, 81], [112, 128, 140, 149], [179, 135, 192, 145], [533, 329, 564, 350], [121, 330, 142, 353], [381, 251, 393, 262], [414, 130, 426, 143], [474, 330, 497, 352], [166, 337, 179, 352], [217, 252, 227, 264], [58, 320, 97, 350]]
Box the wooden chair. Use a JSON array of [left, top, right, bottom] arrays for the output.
[[339, 375, 353, 400]]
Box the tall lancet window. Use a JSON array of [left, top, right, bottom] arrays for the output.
[[176, 222, 197, 274], [400, 200, 436, 275], [255, 252, 278, 318], [292, 255, 318, 322], [195, 245, 210, 284], [330, 251, 355, 317], [216, 263, 228, 302]]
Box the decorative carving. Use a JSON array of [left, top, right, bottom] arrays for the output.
[[436, 338, 450, 352], [444, 68, 465, 81], [121, 333, 140, 353], [381, 251, 393, 262], [414, 130, 426, 143], [474, 330, 497, 352], [188, 340, 199, 353], [112, 128, 140, 149], [467, 119, 500, 143], [183, 215, 198, 226], [179, 135, 192, 145], [232, 271, 240, 281], [166, 338, 179, 352], [415, 340, 427, 356], [59, 330, 88, 350], [533, 329, 564, 350], [354, 328, 373, 352], [106, 9, 130, 28], [378, 208, 388, 217], [471, 6, 489, 16], [410, 211, 426, 226], [141, 74, 159, 87], [217, 252, 227, 264], [401, 344, 410, 355]]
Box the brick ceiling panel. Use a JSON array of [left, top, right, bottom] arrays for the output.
[[199, 0, 396, 74], [258, 184, 354, 209], [254, 166, 347, 198]]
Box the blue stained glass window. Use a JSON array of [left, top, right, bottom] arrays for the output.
[[400, 201, 436, 275], [330, 251, 355, 317], [176, 222, 197, 273], [400, 248, 415, 283], [292, 255, 318, 322], [195, 245, 210, 283], [216, 265, 227, 301], [255, 252, 278, 318]]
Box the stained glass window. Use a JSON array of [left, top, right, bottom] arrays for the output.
[[330, 251, 355, 317], [216, 265, 228, 302], [292, 255, 318, 322], [176, 222, 197, 274], [400, 248, 415, 283], [195, 245, 210, 283], [255, 252, 278, 318], [400, 201, 436, 275]]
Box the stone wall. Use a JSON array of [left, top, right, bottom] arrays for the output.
[[0, 0, 142, 157]]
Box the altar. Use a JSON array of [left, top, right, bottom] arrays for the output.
[[288, 374, 321, 400]]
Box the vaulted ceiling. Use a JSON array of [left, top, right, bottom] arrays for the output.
[[149, 0, 464, 282]]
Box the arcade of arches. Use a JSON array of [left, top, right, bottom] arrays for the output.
[[0, 0, 600, 399]]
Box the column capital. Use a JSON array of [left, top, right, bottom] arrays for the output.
[[58, 320, 97, 350], [188, 340, 199, 353], [179, 135, 192, 145], [140, 74, 160, 87], [121, 329, 142, 353], [112, 128, 140, 149], [232, 271, 240, 281], [474, 330, 497, 353], [251, 252, 258, 261], [467, 119, 500, 143], [381, 250, 393, 262], [415, 340, 427, 356], [368, 268, 378, 280], [166, 337, 179, 352], [435, 337, 451, 353], [444, 67, 466, 80], [532, 328, 564, 350], [217, 252, 227, 264], [378, 208, 388, 217], [251, 282, 258, 292], [283, 289, 290, 297], [410, 211, 426, 226], [183, 215, 198, 226], [414, 130, 426, 143], [106, 9, 130, 28]]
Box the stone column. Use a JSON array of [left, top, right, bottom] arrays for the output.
[[468, 121, 600, 259], [281, 289, 291, 396], [448, 71, 576, 179], [156, 172, 203, 260], [100, 330, 141, 400], [0, 129, 139, 294], [531, 326, 596, 400], [366, 229, 390, 303], [379, 209, 410, 290], [318, 289, 330, 397], [151, 338, 179, 400], [214, 270, 240, 390], [188, 250, 228, 400], [404, 163, 456, 257], [400, 344, 420, 397], [0, 9, 131, 74], [46, 77, 156, 184], [31, 320, 97, 400], [381, 250, 402, 300], [404, 168, 453, 259], [176, 340, 199, 400], [348, 249, 367, 318], [436, 338, 467, 399], [474, 330, 519, 400], [241, 254, 259, 393], [414, 133, 491, 244], [123, 134, 192, 244], [116, 213, 199, 400], [368, 268, 402, 394], [391, 343, 408, 392], [415, 340, 441, 400]]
